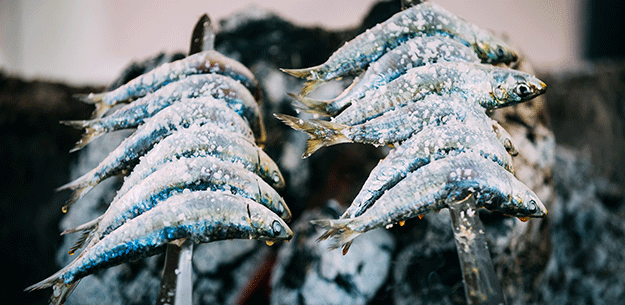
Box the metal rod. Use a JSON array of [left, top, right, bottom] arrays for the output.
[[448, 196, 506, 305], [156, 240, 194, 305], [156, 13, 215, 305]]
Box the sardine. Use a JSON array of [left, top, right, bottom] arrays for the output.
[[65, 155, 291, 255], [78, 50, 261, 118], [313, 152, 546, 253], [57, 98, 254, 210], [275, 93, 493, 158], [26, 191, 292, 305], [326, 62, 546, 126], [281, 2, 518, 96], [118, 124, 284, 192], [64, 73, 265, 150], [293, 35, 479, 116], [341, 122, 513, 220]]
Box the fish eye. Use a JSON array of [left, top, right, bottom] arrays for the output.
[[515, 84, 531, 98], [272, 220, 282, 235], [497, 46, 505, 57], [528, 199, 537, 212]]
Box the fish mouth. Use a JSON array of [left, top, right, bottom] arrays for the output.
[[529, 76, 548, 94]]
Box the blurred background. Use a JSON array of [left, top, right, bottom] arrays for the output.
[[0, 0, 597, 85]]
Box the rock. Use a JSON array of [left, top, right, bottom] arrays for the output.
[[271, 201, 395, 305]]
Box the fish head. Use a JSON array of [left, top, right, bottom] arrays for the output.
[[258, 151, 285, 189], [507, 186, 547, 218], [488, 69, 547, 108], [258, 180, 292, 222], [474, 39, 518, 64], [248, 203, 293, 241]]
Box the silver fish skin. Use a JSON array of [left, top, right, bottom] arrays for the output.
[[67, 155, 290, 255], [26, 191, 292, 305], [57, 98, 254, 210], [79, 50, 261, 118], [333, 61, 547, 126], [276, 93, 492, 158], [293, 35, 479, 116], [64, 73, 265, 149], [281, 2, 517, 92], [119, 124, 284, 193], [341, 122, 513, 220], [313, 152, 546, 252]]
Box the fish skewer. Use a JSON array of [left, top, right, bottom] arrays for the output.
[[119, 124, 285, 192], [26, 191, 292, 305], [295, 62, 547, 126], [64, 73, 265, 150], [276, 94, 494, 158], [282, 2, 518, 96], [79, 49, 261, 118], [293, 35, 479, 116], [341, 122, 514, 220], [313, 152, 547, 254], [57, 98, 254, 210], [64, 155, 291, 255]]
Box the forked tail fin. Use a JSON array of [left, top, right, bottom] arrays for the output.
[[60, 119, 105, 152], [287, 93, 338, 117], [311, 218, 361, 255], [273, 113, 350, 158], [25, 269, 80, 305], [74, 93, 112, 119], [55, 172, 99, 212]]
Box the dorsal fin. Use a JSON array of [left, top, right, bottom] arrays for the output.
[[189, 14, 215, 55]]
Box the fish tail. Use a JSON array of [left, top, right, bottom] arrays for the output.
[[61, 215, 101, 236], [74, 93, 112, 118], [273, 114, 349, 158], [56, 174, 98, 212], [299, 79, 323, 97], [66, 230, 93, 256], [311, 218, 361, 255], [60, 120, 105, 152], [287, 93, 336, 116], [25, 269, 80, 305], [279, 66, 325, 80]]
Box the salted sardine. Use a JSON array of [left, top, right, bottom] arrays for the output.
[[64, 155, 291, 255], [276, 93, 493, 158], [293, 35, 479, 116], [341, 122, 513, 220], [282, 2, 518, 96], [328, 62, 546, 126], [64, 73, 265, 150], [26, 191, 292, 305], [119, 124, 284, 192], [313, 152, 546, 253], [79, 50, 261, 118], [57, 98, 254, 210]]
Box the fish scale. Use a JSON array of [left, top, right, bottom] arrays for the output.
[[26, 191, 292, 305], [281, 1, 518, 96], [333, 61, 547, 126], [66, 155, 290, 256], [57, 97, 255, 210], [121, 124, 284, 194], [293, 35, 480, 116], [313, 152, 546, 252], [341, 122, 514, 219], [65, 73, 265, 149], [80, 49, 261, 118]]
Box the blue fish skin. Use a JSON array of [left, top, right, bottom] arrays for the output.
[[313, 152, 546, 252], [26, 191, 292, 305], [276, 93, 496, 158], [281, 1, 518, 95], [71, 155, 290, 254], [119, 124, 284, 193], [80, 50, 261, 118], [58, 98, 254, 210], [332, 62, 547, 126], [64, 73, 264, 148], [293, 35, 480, 116], [342, 122, 514, 219]]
